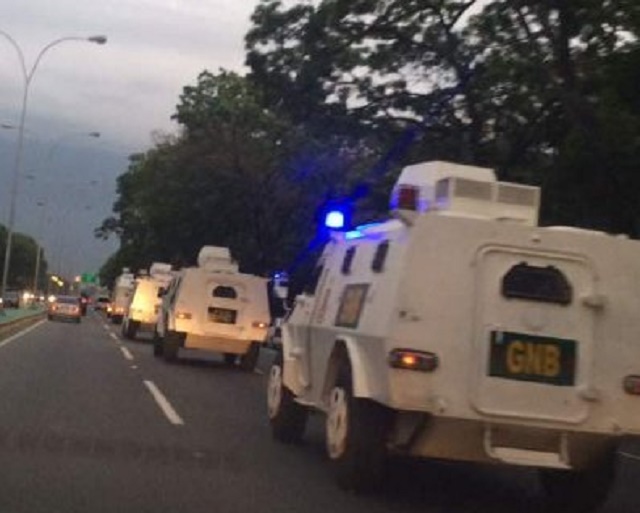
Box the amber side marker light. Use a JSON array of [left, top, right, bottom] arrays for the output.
[[252, 321, 268, 329], [389, 349, 439, 372], [623, 375, 640, 395], [176, 312, 192, 320]]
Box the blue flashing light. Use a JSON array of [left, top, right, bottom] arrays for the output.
[[324, 210, 346, 229], [345, 230, 364, 240], [344, 221, 387, 241]]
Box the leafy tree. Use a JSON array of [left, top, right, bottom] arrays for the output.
[[246, 0, 640, 234], [0, 223, 48, 290], [98, 70, 377, 285]]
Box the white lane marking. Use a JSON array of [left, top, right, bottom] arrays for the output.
[[620, 451, 640, 462], [120, 347, 134, 361], [0, 319, 46, 349], [143, 380, 185, 426], [254, 368, 264, 375], [131, 365, 138, 370], [103, 324, 109, 330], [109, 332, 119, 341]]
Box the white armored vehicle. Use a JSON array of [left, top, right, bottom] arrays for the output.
[[154, 246, 270, 371], [110, 269, 135, 325], [267, 160, 640, 510], [122, 263, 173, 340]]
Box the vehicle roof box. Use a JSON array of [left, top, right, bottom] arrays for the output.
[[116, 272, 135, 287], [391, 160, 540, 226], [149, 262, 172, 277], [197, 246, 239, 273]]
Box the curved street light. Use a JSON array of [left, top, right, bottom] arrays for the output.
[[0, 30, 107, 303]]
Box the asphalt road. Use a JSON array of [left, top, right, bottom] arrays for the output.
[[0, 311, 637, 513]]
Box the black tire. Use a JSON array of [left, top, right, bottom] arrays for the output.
[[152, 328, 163, 357], [47, 314, 53, 321], [123, 319, 139, 340], [267, 351, 308, 443], [539, 450, 617, 512], [111, 315, 122, 325], [239, 342, 260, 372], [223, 353, 237, 366], [75, 317, 81, 324], [326, 357, 390, 493], [163, 330, 183, 362]]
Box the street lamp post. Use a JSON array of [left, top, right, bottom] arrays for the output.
[[31, 201, 47, 298], [0, 29, 107, 305]]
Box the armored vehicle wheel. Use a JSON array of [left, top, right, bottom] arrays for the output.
[[223, 353, 237, 365], [326, 358, 390, 492], [239, 342, 260, 372], [123, 319, 139, 340], [267, 351, 307, 443], [163, 331, 182, 362], [539, 450, 616, 512], [152, 329, 163, 357]]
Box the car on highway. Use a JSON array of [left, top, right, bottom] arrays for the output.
[[93, 296, 111, 312], [268, 160, 640, 511], [79, 294, 90, 316], [1, 290, 21, 308], [110, 270, 135, 324], [122, 262, 173, 340], [154, 246, 270, 371], [47, 295, 82, 323]]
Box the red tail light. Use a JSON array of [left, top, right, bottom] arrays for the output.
[[623, 375, 640, 395], [389, 349, 439, 372], [397, 185, 419, 210]]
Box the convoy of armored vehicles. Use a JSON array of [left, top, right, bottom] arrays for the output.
[[94, 160, 640, 511]]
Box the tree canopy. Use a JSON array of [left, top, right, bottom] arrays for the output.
[[99, 0, 640, 286], [0, 224, 49, 291]]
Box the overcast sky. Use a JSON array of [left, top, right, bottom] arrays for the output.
[[0, 0, 258, 281]]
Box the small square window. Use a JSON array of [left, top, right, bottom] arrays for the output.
[[341, 247, 356, 274], [372, 241, 389, 273]]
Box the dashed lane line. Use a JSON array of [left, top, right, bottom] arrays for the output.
[[120, 346, 134, 361], [0, 320, 46, 349], [109, 332, 119, 341], [143, 380, 185, 426], [620, 451, 640, 463]]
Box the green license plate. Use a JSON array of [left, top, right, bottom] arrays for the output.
[[488, 331, 576, 386]]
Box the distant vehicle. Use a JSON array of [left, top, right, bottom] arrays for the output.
[[79, 293, 89, 316], [268, 160, 640, 510], [122, 263, 173, 340], [110, 270, 135, 324], [266, 271, 290, 348], [154, 246, 270, 371], [94, 296, 111, 312], [1, 290, 20, 308], [47, 295, 82, 323]]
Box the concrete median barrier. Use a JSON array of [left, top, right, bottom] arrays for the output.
[[0, 308, 47, 341]]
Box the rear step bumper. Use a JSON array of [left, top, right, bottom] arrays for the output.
[[392, 415, 617, 470], [484, 426, 570, 468]]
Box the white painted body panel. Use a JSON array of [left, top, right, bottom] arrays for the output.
[[158, 250, 270, 355], [111, 273, 135, 317], [282, 212, 640, 469], [126, 270, 173, 328]]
